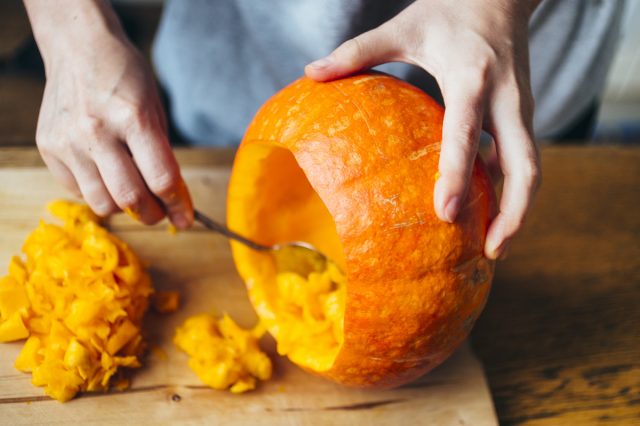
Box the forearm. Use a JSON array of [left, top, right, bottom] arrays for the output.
[[23, 0, 126, 70]]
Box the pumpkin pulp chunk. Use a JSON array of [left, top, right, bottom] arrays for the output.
[[0, 201, 151, 402], [229, 145, 346, 372], [273, 259, 345, 371]]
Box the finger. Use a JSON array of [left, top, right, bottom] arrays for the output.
[[40, 151, 81, 197], [124, 116, 193, 229], [484, 139, 503, 185], [151, 88, 169, 133], [91, 141, 165, 225], [484, 92, 540, 260], [305, 24, 399, 81], [434, 76, 485, 223], [68, 153, 119, 217]]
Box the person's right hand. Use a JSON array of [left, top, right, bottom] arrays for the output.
[[26, 0, 193, 227]]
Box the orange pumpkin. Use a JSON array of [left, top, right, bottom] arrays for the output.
[[227, 72, 495, 388]]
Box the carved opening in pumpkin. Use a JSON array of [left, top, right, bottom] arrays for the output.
[[228, 142, 346, 372]]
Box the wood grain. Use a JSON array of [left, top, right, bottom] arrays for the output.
[[0, 163, 498, 425], [472, 146, 640, 425], [0, 147, 237, 168], [1, 146, 638, 425]]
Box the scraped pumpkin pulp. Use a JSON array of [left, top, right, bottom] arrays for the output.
[[273, 258, 345, 371], [230, 146, 347, 372], [173, 313, 272, 393], [0, 201, 151, 401]]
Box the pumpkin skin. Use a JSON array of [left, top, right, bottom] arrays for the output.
[[227, 72, 496, 388]]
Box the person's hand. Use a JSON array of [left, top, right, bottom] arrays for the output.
[[305, 0, 542, 260], [25, 0, 193, 227]]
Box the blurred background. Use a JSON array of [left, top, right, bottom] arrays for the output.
[[1, 0, 639, 147]]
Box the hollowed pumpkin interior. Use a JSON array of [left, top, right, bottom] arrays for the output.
[[228, 143, 346, 371]]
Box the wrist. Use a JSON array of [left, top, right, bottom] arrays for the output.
[[23, 0, 127, 70]]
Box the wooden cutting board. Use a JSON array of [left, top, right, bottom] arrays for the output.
[[0, 166, 498, 425]]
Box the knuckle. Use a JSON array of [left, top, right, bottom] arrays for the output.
[[521, 159, 542, 190], [64, 182, 82, 197], [148, 170, 180, 197], [456, 45, 497, 87], [94, 204, 118, 217], [499, 78, 521, 99], [78, 116, 106, 139], [473, 55, 493, 80], [87, 195, 117, 217], [455, 122, 480, 149], [121, 103, 145, 130], [502, 209, 528, 236], [507, 215, 526, 235], [341, 37, 367, 63], [35, 129, 64, 154], [35, 130, 50, 150], [100, 100, 148, 136], [35, 137, 54, 156], [67, 140, 87, 163], [451, 73, 485, 99], [445, 71, 487, 105], [115, 189, 144, 210], [139, 209, 163, 226]]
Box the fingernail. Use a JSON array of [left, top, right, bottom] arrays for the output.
[[307, 56, 333, 70], [444, 196, 461, 223]]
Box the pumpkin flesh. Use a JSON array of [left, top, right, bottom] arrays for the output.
[[228, 146, 346, 372]]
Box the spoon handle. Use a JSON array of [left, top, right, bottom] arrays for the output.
[[193, 209, 270, 252]]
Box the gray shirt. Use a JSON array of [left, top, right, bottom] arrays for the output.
[[153, 0, 625, 146]]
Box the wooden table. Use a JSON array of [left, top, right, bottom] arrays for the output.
[[1, 146, 639, 425]]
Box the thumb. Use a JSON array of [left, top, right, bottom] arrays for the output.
[[305, 26, 399, 81]]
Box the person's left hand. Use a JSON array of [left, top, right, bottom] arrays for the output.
[[305, 0, 542, 261]]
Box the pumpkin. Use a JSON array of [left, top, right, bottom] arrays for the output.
[[227, 72, 496, 388]]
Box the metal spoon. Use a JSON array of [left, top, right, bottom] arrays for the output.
[[194, 209, 329, 275]]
